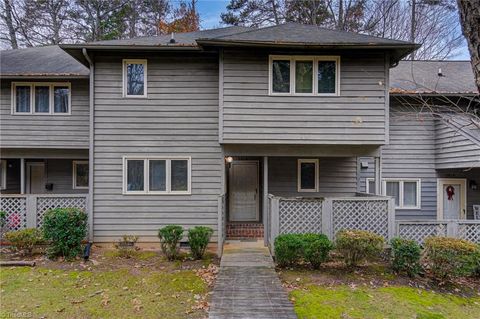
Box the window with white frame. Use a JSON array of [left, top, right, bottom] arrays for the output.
[[123, 157, 190, 194], [73, 161, 89, 189], [123, 59, 147, 97], [366, 178, 421, 209], [0, 160, 6, 190], [270, 56, 340, 96], [297, 159, 319, 192], [12, 82, 71, 114]]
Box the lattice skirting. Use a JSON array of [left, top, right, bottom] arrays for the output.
[[279, 200, 322, 234], [0, 197, 27, 231], [36, 197, 88, 227], [397, 224, 447, 245], [332, 200, 389, 239]]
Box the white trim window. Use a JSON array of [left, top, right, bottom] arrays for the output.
[[11, 82, 72, 115], [123, 157, 191, 194], [269, 55, 340, 96], [0, 160, 6, 190], [366, 178, 421, 209], [123, 59, 147, 97], [73, 160, 89, 189], [297, 159, 319, 192]]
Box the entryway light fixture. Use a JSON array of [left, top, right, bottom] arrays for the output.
[[225, 156, 233, 163], [470, 180, 477, 190]]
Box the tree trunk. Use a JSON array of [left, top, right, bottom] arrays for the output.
[[4, 0, 18, 49], [457, 0, 480, 92]]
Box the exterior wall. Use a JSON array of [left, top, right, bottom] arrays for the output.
[[221, 49, 388, 145], [92, 52, 222, 242], [359, 102, 438, 219], [268, 157, 357, 197], [435, 120, 480, 169], [0, 79, 89, 149], [0, 158, 88, 194], [359, 99, 480, 220]]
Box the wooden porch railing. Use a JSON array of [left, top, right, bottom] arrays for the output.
[[0, 194, 88, 231]]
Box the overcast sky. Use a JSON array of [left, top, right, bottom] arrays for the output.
[[195, 0, 471, 61]]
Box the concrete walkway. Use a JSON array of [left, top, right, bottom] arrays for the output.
[[209, 240, 297, 319]]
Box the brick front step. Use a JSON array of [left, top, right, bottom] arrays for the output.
[[226, 223, 264, 239]]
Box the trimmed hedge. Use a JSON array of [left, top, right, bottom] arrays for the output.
[[42, 208, 88, 260], [188, 226, 213, 260], [274, 233, 333, 268], [336, 230, 384, 267], [390, 237, 421, 277], [158, 225, 184, 261], [424, 237, 479, 279]]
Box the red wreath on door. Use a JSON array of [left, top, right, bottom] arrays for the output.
[[446, 185, 455, 201]]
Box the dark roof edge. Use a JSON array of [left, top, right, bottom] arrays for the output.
[[59, 44, 201, 50], [0, 74, 89, 79], [196, 39, 420, 49]]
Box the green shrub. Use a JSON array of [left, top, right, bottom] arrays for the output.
[[0, 211, 7, 228], [187, 226, 213, 260], [390, 237, 421, 277], [302, 233, 333, 269], [274, 234, 304, 267], [158, 225, 184, 261], [4, 228, 44, 255], [424, 237, 478, 279], [42, 208, 88, 260], [335, 230, 384, 267]]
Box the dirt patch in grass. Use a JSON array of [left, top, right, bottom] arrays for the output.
[[0, 246, 219, 319], [279, 260, 480, 319]]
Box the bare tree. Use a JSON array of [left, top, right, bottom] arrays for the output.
[[457, 0, 480, 92], [0, 0, 18, 48]]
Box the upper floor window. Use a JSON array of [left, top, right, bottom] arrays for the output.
[[123, 157, 191, 194], [123, 59, 147, 97], [12, 82, 71, 115], [73, 160, 89, 189], [297, 159, 319, 192], [269, 56, 340, 96], [366, 178, 421, 209]]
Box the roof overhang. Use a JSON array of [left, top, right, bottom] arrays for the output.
[[60, 44, 202, 66], [0, 74, 89, 80], [196, 39, 420, 65]]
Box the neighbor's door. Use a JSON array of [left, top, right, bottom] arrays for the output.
[[229, 161, 259, 222], [26, 162, 45, 194], [437, 179, 467, 219]]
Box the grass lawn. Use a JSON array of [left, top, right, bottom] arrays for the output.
[[0, 248, 216, 319], [280, 263, 480, 319]]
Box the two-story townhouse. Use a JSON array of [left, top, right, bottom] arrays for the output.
[[360, 60, 480, 222], [57, 23, 417, 250], [0, 46, 90, 232]]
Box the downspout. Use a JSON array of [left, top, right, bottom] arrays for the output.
[[82, 48, 94, 242]]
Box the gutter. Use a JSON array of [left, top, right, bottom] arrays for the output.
[[82, 48, 94, 243]]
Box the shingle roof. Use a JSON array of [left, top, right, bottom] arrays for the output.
[[67, 26, 250, 48], [200, 22, 414, 46], [0, 45, 89, 78], [390, 60, 478, 94]]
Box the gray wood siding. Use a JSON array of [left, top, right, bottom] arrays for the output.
[[358, 104, 438, 219], [221, 49, 388, 144], [0, 79, 89, 149], [268, 157, 357, 197], [93, 53, 222, 242], [435, 120, 480, 169]]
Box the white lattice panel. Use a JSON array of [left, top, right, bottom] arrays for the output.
[[457, 223, 480, 243], [36, 197, 87, 227], [0, 197, 27, 231], [398, 223, 447, 245], [279, 200, 322, 234], [332, 200, 388, 238]]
